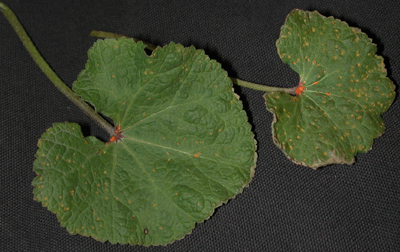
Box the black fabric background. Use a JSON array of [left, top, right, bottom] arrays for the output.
[[1, 1, 399, 251]]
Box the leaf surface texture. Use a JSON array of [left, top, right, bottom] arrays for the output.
[[33, 38, 256, 245], [266, 9, 395, 168]]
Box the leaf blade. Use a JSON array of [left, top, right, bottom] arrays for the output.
[[33, 38, 256, 245], [266, 9, 395, 168]]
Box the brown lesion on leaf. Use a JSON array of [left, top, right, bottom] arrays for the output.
[[310, 150, 354, 169]]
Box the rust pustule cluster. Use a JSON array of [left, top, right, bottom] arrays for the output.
[[108, 125, 124, 143]]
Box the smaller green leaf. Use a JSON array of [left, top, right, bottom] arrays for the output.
[[265, 9, 395, 168]]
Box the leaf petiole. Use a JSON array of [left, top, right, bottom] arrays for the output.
[[0, 2, 116, 137], [90, 30, 296, 95], [230, 78, 296, 94]]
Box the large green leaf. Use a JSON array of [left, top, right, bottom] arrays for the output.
[[32, 38, 256, 246], [265, 9, 395, 169]]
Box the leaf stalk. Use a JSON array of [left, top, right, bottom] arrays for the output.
[[1, 2, 115, 137], [230, 78, 296, 94]]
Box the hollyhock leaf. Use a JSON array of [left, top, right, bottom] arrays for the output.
[[265, 9, 395, 169], [33, 38, 256, 246]]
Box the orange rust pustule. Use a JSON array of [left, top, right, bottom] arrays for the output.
[[109, 136, 117, 143], [108, 125, 125, 143], [295, 81, 306, 96]]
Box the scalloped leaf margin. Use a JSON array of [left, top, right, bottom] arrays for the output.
[[33, 38, 257, 246], [265, 9, 395, 169]]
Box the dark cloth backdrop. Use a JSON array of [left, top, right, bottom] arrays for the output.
[[1, 1, 399, 251]]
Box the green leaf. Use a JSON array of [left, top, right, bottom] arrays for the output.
[[32, 38, 256, 246], [265, 9, 395, 169]]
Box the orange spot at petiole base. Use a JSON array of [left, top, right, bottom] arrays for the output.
[[108, 125, 124, 143], [295, 80, 306, 96], [109, 136, 117, 143]]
